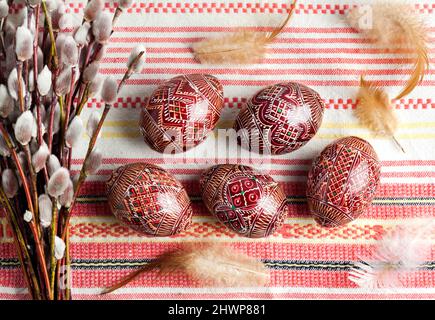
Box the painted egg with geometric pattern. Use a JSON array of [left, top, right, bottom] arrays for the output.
[[306, 136, 381, 227], [106, 162, 193, 237], [234, 82, 325, 155], [140, 74, 224, 154], [200, 164, 289, 238]]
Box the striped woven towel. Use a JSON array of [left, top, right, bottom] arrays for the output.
[[1, 0, 434, 300]]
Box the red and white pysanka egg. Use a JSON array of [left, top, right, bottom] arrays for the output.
[[306, 136, 381, 227], [200, 164, 288, 238], [106, 163, 193, 236], [139, 74, 224, 154], [234, 82, 325, 155]]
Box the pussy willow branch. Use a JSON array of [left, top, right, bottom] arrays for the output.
[[0, 189, 41, 299], [0, 123, 51, 299], [49, 198, 58, 298], [41, 0, 58, 70], [60, 51, 145, 241]]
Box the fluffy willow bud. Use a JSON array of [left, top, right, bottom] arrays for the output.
[[7, 68, 25, 100], [15, 26, 33, 61], [74, 22, 91, 47], [86, 111, 101, 138], [83, 61, 99, 83], [55, 236, 65, 260], [28, 69, 35, 92], [39, 194, 53, 228], [61, 36, 78, 66], [15, 111, 35, 145], [101, 76, 118, 105], [65, 116, 84, 148], [0, 0, 9, 19], [59, 178, 73, 208], [92, 11, 112, 44], [47, 167, 70, 197], [127, 45, 146, 73], [51, 1, 65, 30], [85, 148, 102, 175], [84, 0, 103, 22], [55, 33, 66, 61], [32, 143, 50, 173], [58, 13, 74, 30], [0, 84, 13, 118], [55, 68, 72, 96], [88, 75, 103, 98], [2, 169, 18, 198], [24, 210, 33, 223], [119, 0, 135, 9], [37, 66, 52, 96], [47, 154, 61, 176], [0, 134, 10, 157]]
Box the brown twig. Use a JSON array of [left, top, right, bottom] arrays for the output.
[[49, 198, 58, 299], [16, 61, 26, 113], [41, 1, 58, 70]]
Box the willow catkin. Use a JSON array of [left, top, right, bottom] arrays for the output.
[[92, 11, 112, 44], [84, 0, 104, 22], [2, 169, 18, 198], [15, 26, 33, 61], [37, 66, 52, 96], [47, 167, 70, 197], [127, 45, 146, 73], [101, 76, 118, 104], [38, 194, 53, 228], [65, 116, 84, 148], [14, 111, 35, 145], [32, 143, 50, 173], [0, 84, 13, 118]]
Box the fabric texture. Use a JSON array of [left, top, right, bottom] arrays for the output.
[[1, 0, 434, 299]]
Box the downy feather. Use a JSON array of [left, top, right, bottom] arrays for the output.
[[193, 0, 297, 64], [354, 76, 404, 152], [102, 243, 269, 294], [349, 220, 434, 289], [347, 1, 429, 100]]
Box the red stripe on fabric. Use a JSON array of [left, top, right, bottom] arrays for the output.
[[71, 201, 435, 219], [10, 2, 435, 15], [114, 47, 435, 55], [100, 66, 432, 75], [70, 269, 435, 288], [78, 181, 435, 198], [82, 97, 435, 110], [70, 292, 435, 300], [110, 78, 435, 87], [104, 57, 424, 65], [72, 158, 435, 167], [111, 26, 361, 33], [70, 168, 435, 179], [67, 242, 435, 261]]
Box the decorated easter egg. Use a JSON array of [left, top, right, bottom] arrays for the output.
[[139, 74, 224, 153], [306, 136, 381, 227], [234, 82, 325, 155], [106, 162, 193, 236], [200, 164, 288, 238]]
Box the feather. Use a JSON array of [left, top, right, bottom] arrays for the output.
[[193, 0, 297, 64], [102, 243, 269, 294], [354, 76, 404, 152], [349, 220, 434, 289], [347, 1, 429, 100]]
